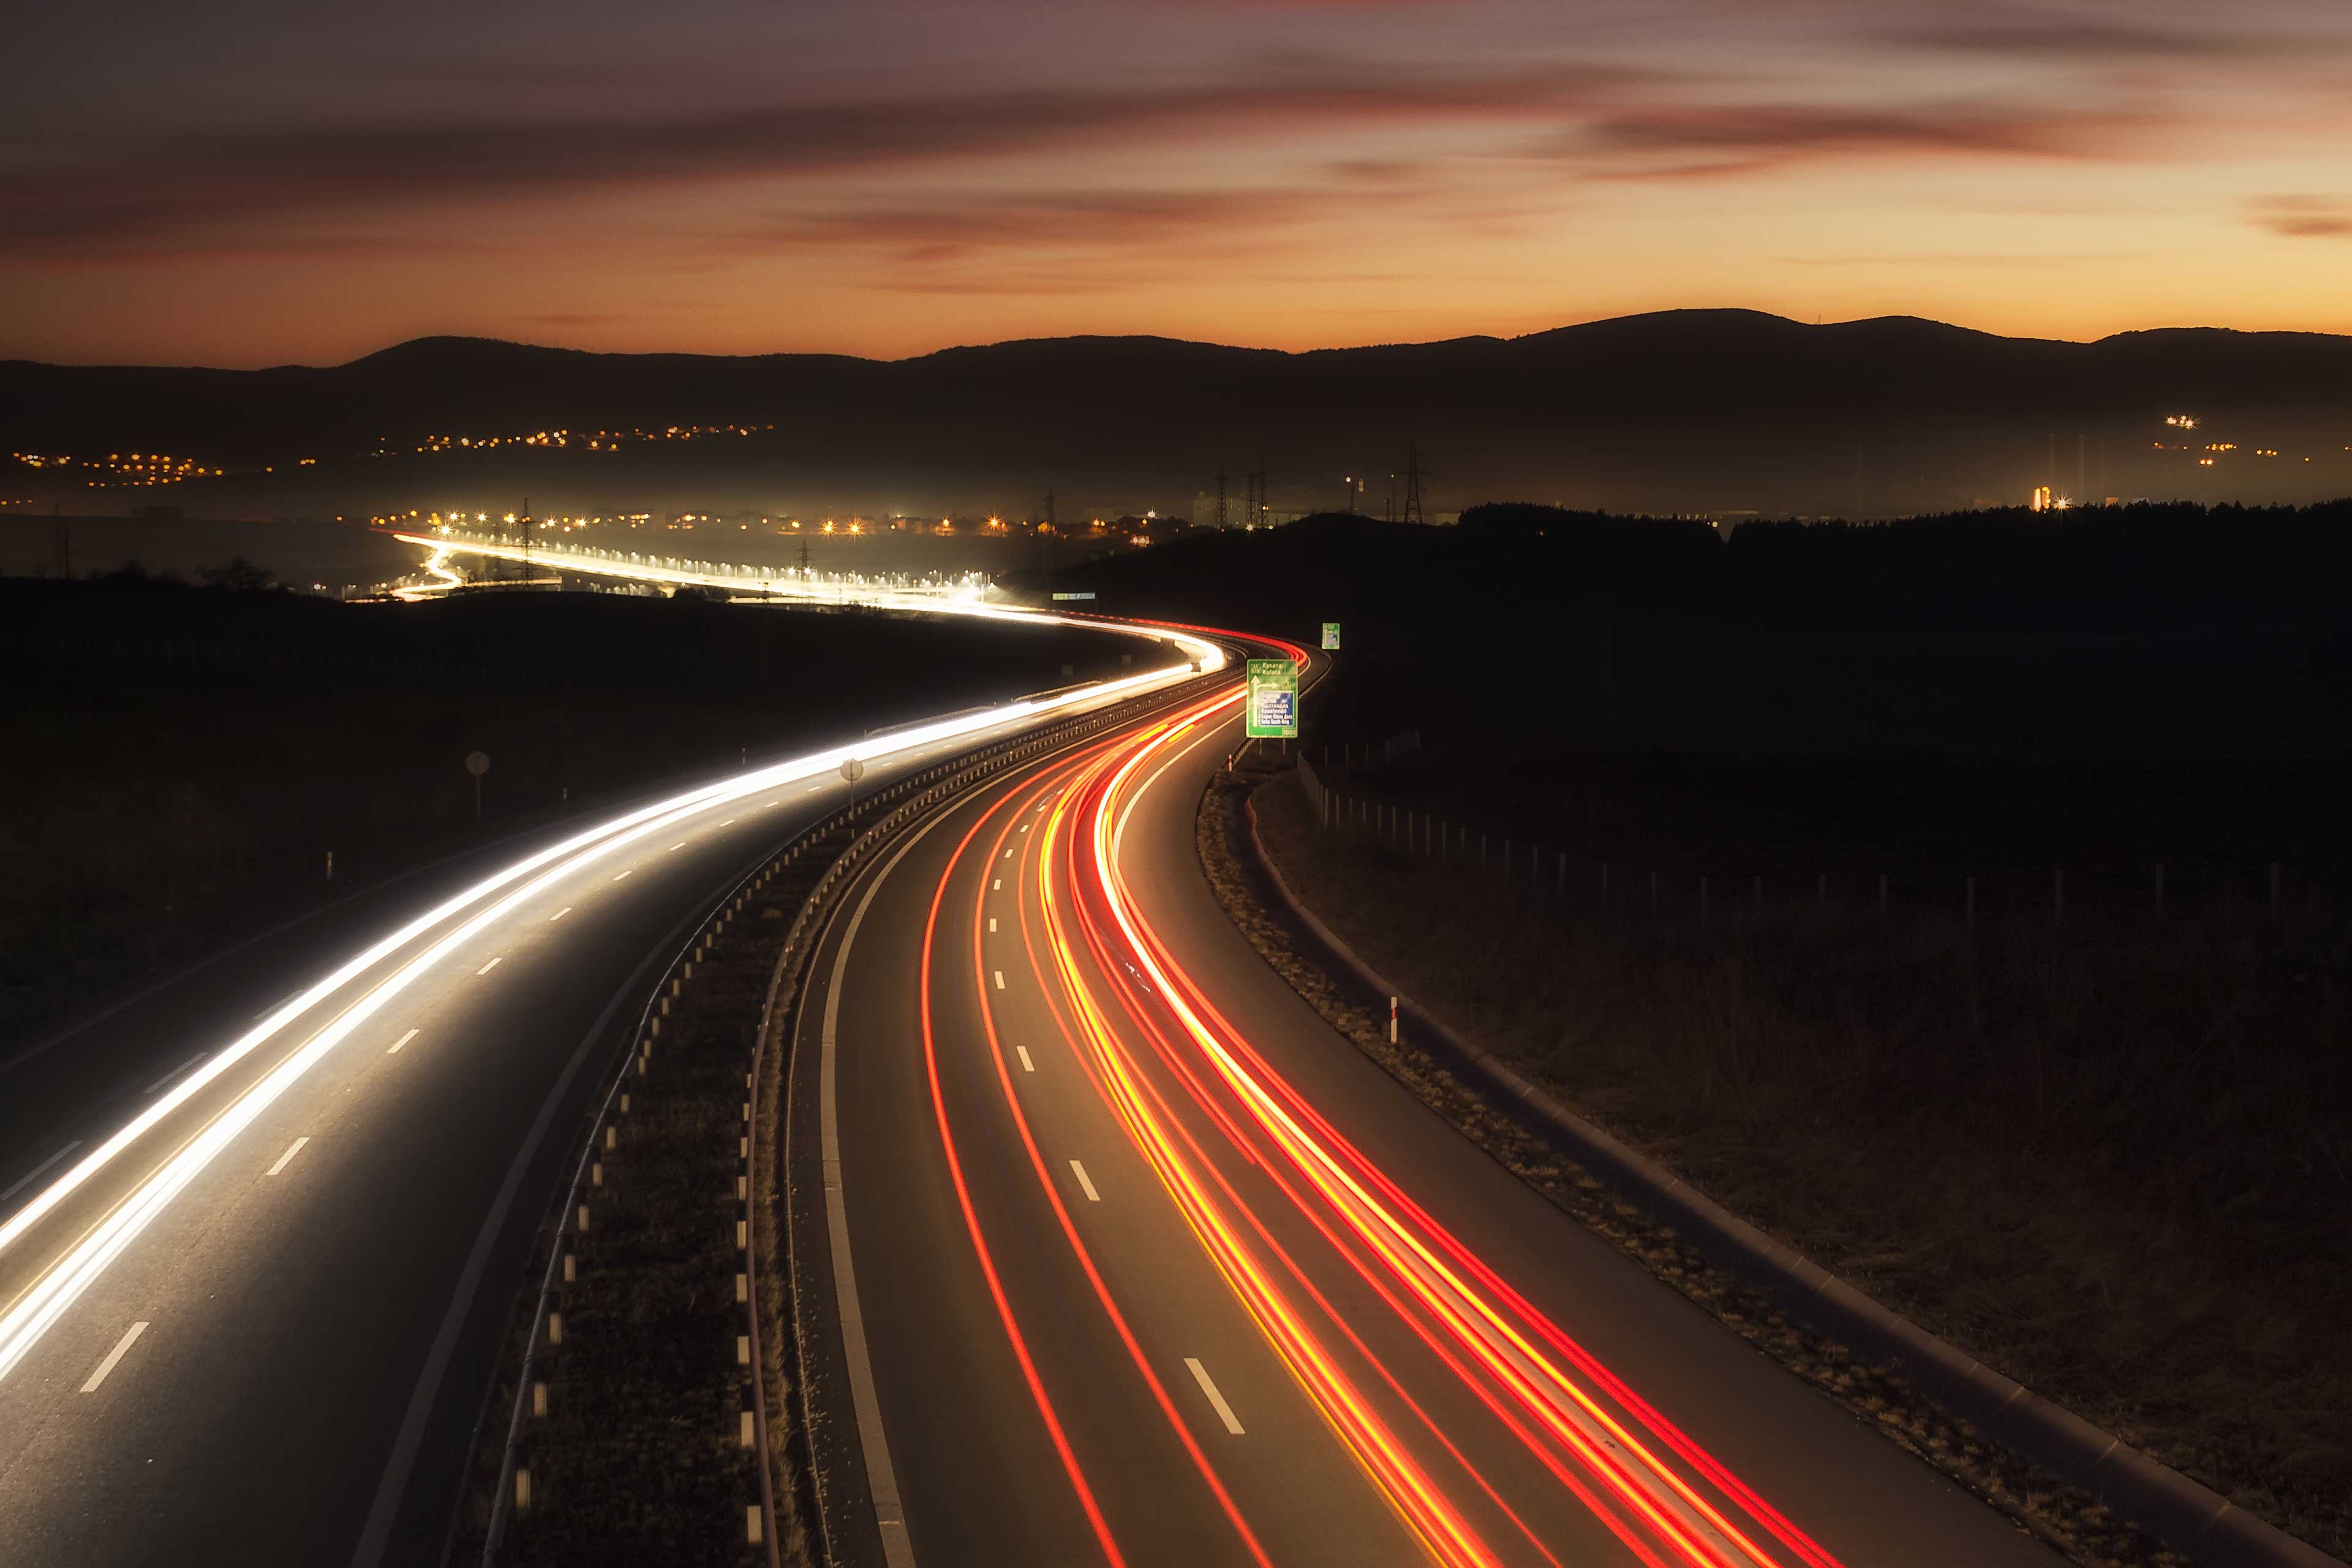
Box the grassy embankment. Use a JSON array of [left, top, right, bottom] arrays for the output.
[[0, 574, 1129, 1044], [1248, 766, 2348, 1559]]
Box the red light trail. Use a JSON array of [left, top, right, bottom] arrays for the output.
[[913, 630, 1849, 1566]]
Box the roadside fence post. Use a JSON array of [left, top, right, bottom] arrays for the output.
[[1389, 997, 1398, 1044]]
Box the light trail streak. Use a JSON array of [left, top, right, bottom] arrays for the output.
[[0, 619, 1218, 1390], [970, 628, 1852, 1568]]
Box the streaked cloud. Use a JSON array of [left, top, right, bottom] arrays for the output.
[[2250, 195, 2352, 238]]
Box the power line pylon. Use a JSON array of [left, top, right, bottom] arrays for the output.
[[1402, 442, 1428, 526]]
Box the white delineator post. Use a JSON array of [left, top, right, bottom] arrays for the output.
[[1389, 997, 1398, 1044]]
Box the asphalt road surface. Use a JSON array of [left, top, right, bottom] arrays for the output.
[[0, 648, 1202, 1568], [794, 635, 2062, 1568]]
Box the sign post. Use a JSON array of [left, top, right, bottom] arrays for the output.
[[1321, 622, 1341, 650], [840, 755, 865, 820], [1245, 659, 1298, 739], [465, 750, 491, 822]]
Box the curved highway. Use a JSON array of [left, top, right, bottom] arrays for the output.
[[0, 625, 1213, 1567], [793, 627, 2061, 1567]]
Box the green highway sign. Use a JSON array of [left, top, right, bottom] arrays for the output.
[[1051, 591, 1096, 601], [1320, 622, 1341, 650], [1245, 658, 1298, 738]]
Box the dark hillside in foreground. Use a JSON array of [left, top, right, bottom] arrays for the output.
[[9, 311, 2352, 515], [1027, 502, 2352, 888], [0, 579, 1133, 1041]]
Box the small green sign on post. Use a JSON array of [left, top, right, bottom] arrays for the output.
[[1321, 622, 1341, 650], [1245, 658, 1298, 738]]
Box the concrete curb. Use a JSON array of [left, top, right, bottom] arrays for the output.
[[1237, 791, 2341, 1568]]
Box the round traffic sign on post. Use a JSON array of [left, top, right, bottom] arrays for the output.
[[465, 751, 491, 823], [838, 756, 864, 785]]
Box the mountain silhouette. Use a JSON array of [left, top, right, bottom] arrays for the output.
[[7, 311, 2349, 514]]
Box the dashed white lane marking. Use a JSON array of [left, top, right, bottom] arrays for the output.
[[266, 1137, 311, 1176], [669, 842, 687, 852], [992, 971, 1006, 991], [1019, 823, 1029, 833], [765, 799, 780, 807], [388, 1028, 420, 1055], [1016, 1047, 1035, 1073], [1185, 1358, 1245, 1434], [989, 918, 997, 932], [993, 878, 1001, 891], [612, 869, 634, 882], [476, 957, 503, 976], [548, 907, 573, 922], [81, 1322, 148, 1393], [1069, 1160, 1099, 1202], [719, 818, 736, 826], [143, 1052, 206, 1095], [1003, 847, 1014, 859], [1, 1140, 81, 1204]]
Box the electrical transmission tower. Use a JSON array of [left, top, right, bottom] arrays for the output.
[[519, 497, 532, 582], [1402, 442, 1428, 526]]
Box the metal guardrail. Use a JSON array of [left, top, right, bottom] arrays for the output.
[[469, 666, 1231, 1564]]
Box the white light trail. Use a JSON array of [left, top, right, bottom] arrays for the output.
[[0, 616, 1221, 1387]]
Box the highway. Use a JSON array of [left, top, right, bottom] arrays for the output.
[[793, 630, 2062, 1567], [0, 626, 1213, 1567]]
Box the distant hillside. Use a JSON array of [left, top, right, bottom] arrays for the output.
[[8, 311, 2352, 516]]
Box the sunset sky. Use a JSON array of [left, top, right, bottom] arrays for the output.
[[6, 0, 2351, 368]]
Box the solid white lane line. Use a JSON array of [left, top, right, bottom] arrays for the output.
[[81, 1322, 148, 1393], [476, 957, 502, 976], [1185, 1358, 1245, 1434], [1016, 1047, 1035, 1074], [388, 1028, 420, 1055], [818, 813, 951, 1568], [252, 990, 301, 1020], [548, 907, 573, 922], [1069, 1160, 1099, 1202], [612, 869, 633, 882], [1, 1142, 81, 1204], [143, 1053, 206, 1095], [993, 971, 1006, 990], [266, 1137, 311, 1176]]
